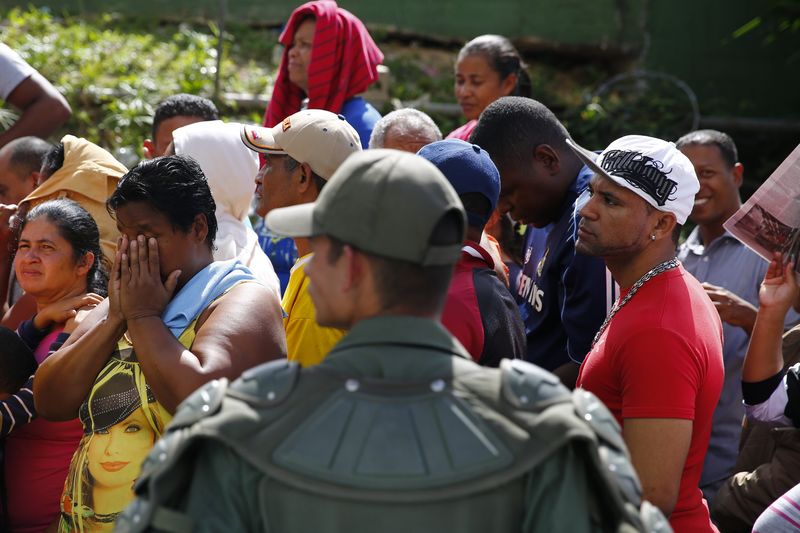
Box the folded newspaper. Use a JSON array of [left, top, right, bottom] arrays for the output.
[[724, 144, 800, 266]]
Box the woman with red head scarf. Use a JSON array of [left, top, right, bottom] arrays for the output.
[[264, 0, 383, 148]]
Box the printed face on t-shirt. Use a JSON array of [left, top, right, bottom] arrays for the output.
[[86, 406, 157, 492]]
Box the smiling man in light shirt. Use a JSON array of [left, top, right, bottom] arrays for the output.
[[676, 129, 799, 508]]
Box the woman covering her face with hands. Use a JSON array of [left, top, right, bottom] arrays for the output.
[[34, 156, 286, 531]]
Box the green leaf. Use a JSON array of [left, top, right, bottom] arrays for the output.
[[732, 16, 762, 39]]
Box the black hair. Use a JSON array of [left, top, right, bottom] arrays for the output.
[[470, 96, 571, 169], [326, 211, 462, 314], [107, 155, 217, 248], [458, 35, 532, 99], [19, 199, 108, 296], [675, 129, 739, 169], [0, 327, 37, 395], [39, 142, 65, 181], [459, 192, 492, 231], [367, 256, 455, 315], [285, 155, 326, 194], [644, 202, 684, 247], [6, 136, 53, 177], [493, 213, 525, 266], [152, 94, 219, 139], [672, 224, 683, 246]]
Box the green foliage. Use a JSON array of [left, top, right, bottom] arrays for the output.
[[380, 47, 615, 140], [382, 55, 453, 102], [0, 6, 701, 158], [381, 48, 461, 134], [732, 17, 763, 39], [565, 71, 700, 148], [0, 6, 277, 159], [730, 1, 800, 62], [0, 108, 17, 131]]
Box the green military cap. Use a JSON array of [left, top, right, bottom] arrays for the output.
[[265, 149, 466, 266]]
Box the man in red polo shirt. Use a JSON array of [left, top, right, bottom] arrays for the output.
[[569, 135, 724, 532]]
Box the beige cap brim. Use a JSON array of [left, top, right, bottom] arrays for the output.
[[240, 125, 287, 155], [265, 202, 316, 238]]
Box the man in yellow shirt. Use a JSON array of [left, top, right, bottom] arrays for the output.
[[241, 110, 361, 366]]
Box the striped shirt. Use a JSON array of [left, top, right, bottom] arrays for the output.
[[0, 376, 35, 436], [754, 483, 800, 532]]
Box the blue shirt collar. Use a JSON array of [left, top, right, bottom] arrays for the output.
[[162, 259, 256, 337]]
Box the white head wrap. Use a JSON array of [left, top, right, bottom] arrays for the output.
[[172, 120, 280, 298]]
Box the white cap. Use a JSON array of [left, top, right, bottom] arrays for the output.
[[566, 135, 699, 224], [241, 109, 362, 180]]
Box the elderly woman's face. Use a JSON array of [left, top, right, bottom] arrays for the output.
[[287, 18, 315, 92], [15, 217, 90, 303]]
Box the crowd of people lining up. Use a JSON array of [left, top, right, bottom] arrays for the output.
[[0, 1, 798, 531]]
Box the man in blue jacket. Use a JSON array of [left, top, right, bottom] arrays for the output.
[[472, 97, 614, 387]]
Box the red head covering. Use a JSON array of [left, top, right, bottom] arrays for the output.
[[263, 0, 384, 128]]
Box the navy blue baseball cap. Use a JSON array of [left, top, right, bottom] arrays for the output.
[[417, 139, 500, 228]]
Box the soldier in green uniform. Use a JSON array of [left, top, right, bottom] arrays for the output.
[[118, 149, 669, 533]]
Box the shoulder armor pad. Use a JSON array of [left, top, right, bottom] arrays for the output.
[[597, 439, 643, 507], [123, 437, 197, 532], [227, 358, 300, 407], [169, 378, 228, 429], [639, 501, 672, 533], [573, 389, 643, 505], [572, 389, 625, 451], [500, 358, 570, 410], [118, 496, 195, 533], [114, 497, 150, 533], [272, 382, 514, 490]]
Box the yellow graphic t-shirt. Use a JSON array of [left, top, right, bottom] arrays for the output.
[[282, 254, 346, 367], [58, 324, 196, 532]]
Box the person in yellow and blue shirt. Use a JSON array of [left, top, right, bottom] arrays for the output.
[[241, 109, 362, 367]]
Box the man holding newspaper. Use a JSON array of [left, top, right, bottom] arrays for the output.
[[676, 130, 800, 508]]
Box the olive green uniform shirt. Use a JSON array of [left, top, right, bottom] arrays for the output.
[[119, 316, 654, 533]]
